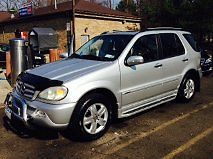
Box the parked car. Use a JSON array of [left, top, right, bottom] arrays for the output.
[[5, 28, 202, 141], [200, 49, 212, 75], [0, 43, 10, 69]]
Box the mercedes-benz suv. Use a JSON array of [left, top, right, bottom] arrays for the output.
[[5, 28, 202, 140]]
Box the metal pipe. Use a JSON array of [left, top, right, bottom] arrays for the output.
[[54, 0, 57, 9], [71, 0, 75, 51]]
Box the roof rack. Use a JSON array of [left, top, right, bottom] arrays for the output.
[[146, 27, 183, 31], [101, 30, 138, 35]]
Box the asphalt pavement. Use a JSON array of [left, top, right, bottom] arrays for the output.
[[0, 74, 212, 159]]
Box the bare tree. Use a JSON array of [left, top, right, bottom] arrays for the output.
[[0, 0, 43, 11], [0, 0, 23, 11], [98, 0, 112, 9]]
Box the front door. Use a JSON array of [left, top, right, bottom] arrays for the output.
[[119, 34, 163, 110]]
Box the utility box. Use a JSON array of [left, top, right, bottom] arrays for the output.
[[29, 27, 58, 51], [28, 27, 58, 66], [9, 38, 28, 86]]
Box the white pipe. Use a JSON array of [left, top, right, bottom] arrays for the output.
[[54, 0, 57, 9]]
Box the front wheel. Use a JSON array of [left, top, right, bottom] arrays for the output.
[[67, 93, 111, 141], [177, 75, 196, 102]]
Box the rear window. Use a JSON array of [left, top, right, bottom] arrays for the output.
[[183, 34, 200, 52]]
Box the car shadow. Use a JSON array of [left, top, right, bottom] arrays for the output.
[[3, 116, 60, 140], [1, 101, 177, 142]]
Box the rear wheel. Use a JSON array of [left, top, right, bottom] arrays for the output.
[[68, 93, 111, 141], [177, 75, 196, 102]]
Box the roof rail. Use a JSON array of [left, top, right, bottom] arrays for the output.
[[146, 27, 183, 31], [101, 31, 109, 34], [101, 30, 139, 35]]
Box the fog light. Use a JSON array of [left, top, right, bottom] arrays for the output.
[[35, 110, 46, 118]]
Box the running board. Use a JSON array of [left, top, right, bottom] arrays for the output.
[[121, 94, 176, 117]]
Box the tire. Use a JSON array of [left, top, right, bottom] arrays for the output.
[[67, 93, 112, 141], [176, 75, 196, 103]]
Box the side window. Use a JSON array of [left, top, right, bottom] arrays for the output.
[[183, 34, 200, 52], [131, 34, 158, 63], [160, 33, 177, 58], [160, 33, 185, 58], [175, 34, 185, 55]]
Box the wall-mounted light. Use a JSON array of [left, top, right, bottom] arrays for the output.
[[84, 27, 88, 33]]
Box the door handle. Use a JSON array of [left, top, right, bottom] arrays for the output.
[[182, 58, 189, 62], [154, 64, 163, 68]]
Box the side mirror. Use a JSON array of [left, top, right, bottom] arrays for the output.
[[127, 56, 144, 66]]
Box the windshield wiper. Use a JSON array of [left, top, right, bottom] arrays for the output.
[[69, 54, 111, 61], [68, 53, 80, 59], [80, 55, 110, 61]]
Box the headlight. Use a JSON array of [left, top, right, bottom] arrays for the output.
[[205, 58, 212, 64], [38, 86, 68, 101]]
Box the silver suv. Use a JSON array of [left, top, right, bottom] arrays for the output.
[[5, 28, 202, 140]]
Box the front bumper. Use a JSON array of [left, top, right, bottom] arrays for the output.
[[4, 91, 76, 129]]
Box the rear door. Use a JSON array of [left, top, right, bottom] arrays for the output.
[[158, 33, 188, 94]]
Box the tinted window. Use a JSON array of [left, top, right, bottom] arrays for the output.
[[160, 33, 185, 58], [183, 34, 200, 52], [160, 33, 177, 58], [175, 34, 185, 55], [131, 34, 158, 63]]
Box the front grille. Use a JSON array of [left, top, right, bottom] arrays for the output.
[[11, 97, 23, 116], [16, 80, 36, 100]]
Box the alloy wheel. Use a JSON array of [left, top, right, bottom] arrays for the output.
[[184, 79, 195, 99], [83, 103, 108, 135]]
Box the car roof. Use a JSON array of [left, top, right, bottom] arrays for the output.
[[101, 27, 191, 36], [101, 31, 139, 36]]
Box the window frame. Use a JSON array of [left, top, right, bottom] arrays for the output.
[[125, 34, 160, 65], [158, 33, 185, 60], [183, 33, 200, 52]]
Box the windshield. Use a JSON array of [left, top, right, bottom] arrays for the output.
[[71, 35, 133, 61]]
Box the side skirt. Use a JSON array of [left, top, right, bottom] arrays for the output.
[[118, 92, 177, 118]]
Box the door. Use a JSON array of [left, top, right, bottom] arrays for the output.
[[158, 33, 188, 93], [120, 34, 164, 108]]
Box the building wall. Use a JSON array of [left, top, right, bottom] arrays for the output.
[[0, 16, 68, 50], [75, 17, 140, 49], [0, 15, 140, 51]]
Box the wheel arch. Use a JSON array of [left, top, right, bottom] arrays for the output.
[[182, 69, 200, 92], [70, 88, 119, 122]]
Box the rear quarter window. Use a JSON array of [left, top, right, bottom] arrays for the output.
[[183, 34, 200, 52]]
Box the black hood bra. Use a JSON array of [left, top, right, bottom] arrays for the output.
[[17, 72, 63, 91]]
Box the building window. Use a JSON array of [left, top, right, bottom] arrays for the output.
[[81, 35, 89, 45]]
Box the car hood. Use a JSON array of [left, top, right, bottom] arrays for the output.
[[27, 58, 109, 82]]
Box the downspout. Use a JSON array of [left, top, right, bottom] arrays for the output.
[[54, 0, 58, 9], [68, 0, 75, 55], [72, 0, 76, 52], [2, 25, 5, 42]]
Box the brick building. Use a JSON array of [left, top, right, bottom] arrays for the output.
[[0, 11, 11, 22], [0, 0, 140, 50]]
